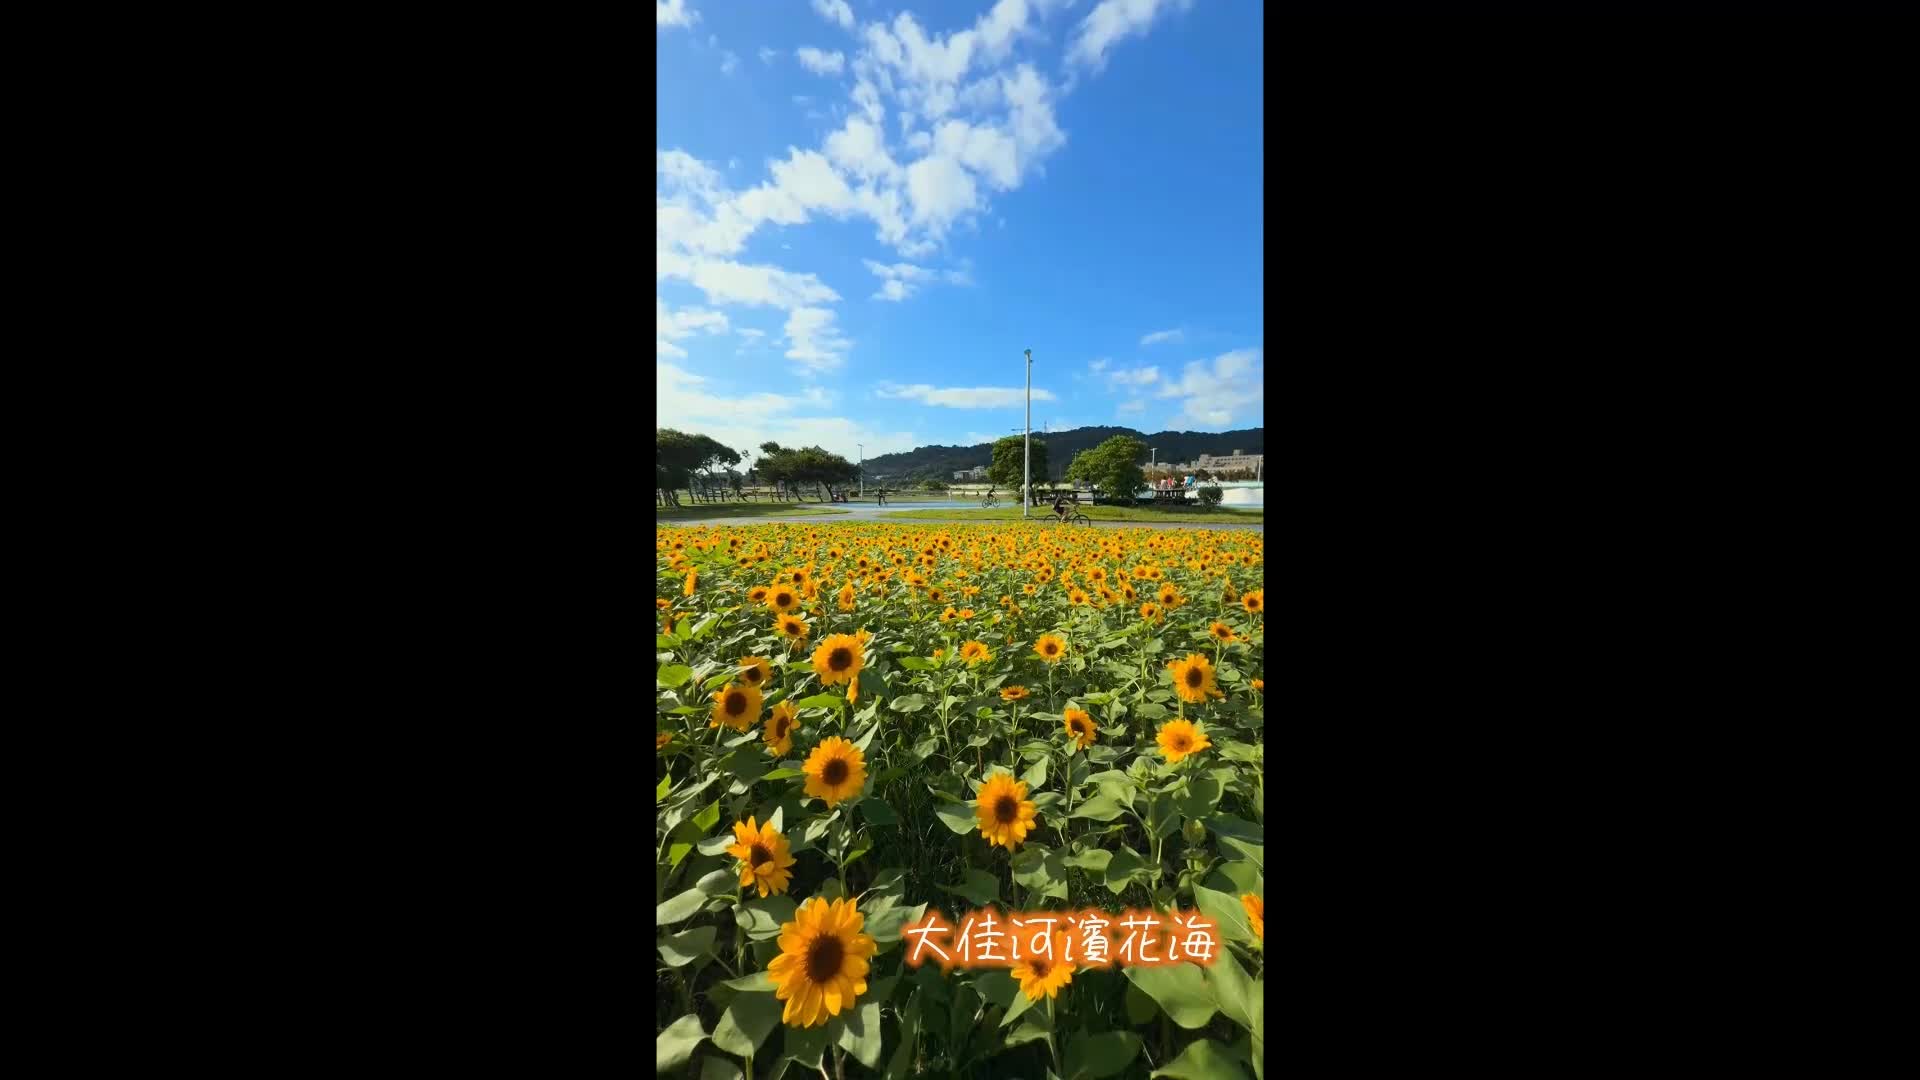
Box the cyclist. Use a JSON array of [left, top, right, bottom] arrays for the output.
[[1053, 492, 1071, 522]]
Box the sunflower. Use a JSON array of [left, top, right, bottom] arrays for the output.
[[768, 897, 876, 1028], [837, 583, 856, 612], [1034, 634, 1066, 663], [1241, 893, 1265, 940], [1157, 583, 1181, 606], [1155, 718, 1212, 764], [710, 682, 764, 732], [1023, 583, 1038, 596], [1208, 621, 1236, 644], [802, 736, 867, 806], [925, 587, 945, 606], [811, 633, 865, 687], [656, 731, 673, 751], [999, 685, 1030, 703], [1011, 930, 1075, 1001], [726, 816, 797, 898], [959, 640, 992, 666], [656, 598, 671, 611], [765, 700, 799, 756], [974, 771, 1039, 849], [1069, 588, 1090, 606], [738, 656, 773, 690], [775, 613, 810, 645], [1167, 653, 1225, 704], [1251, 678, 1264, 693], [684, 569, 697, 597], [1241, 589, 1264, 616], [748, 586, 771, 605], [768, 585, 802, 614], [1063, 707, 1097, 750], [957, 608, 975, 620], [1139, 602, 1162, 623], [941, 606, 959, 624]]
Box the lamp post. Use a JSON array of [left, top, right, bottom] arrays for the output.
[[857, 443, 863, 496], [1023, 349, 1032, 519]]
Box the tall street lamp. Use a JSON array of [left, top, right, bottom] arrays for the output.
[[1023, 348, 1032, 519], [857, 443, 863, 496]]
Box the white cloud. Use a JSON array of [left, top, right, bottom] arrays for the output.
[[657, 0, 699, 29], [1140, 328, 1184, 346], [1155, 348, 1264, 429], [657, 297, 730, 358], [758, 46, 777, 64], [825, 117, 901, 183], [797, 47, 846, 75], [1067, 0, 1193, 72], [906, 153, 978, 234], [659, 250, 840, 310], [1116, 399, 1146, 415], [876, 383, 1059, 408], [866, 259, 956, 301], [720, 50, 740, 76], [1088, 358, 1111, 372], [658, 363, 915, 463], [1109, 365, 1160, 387], [812, 0, 856, 31], [785, 307, 854, 371]]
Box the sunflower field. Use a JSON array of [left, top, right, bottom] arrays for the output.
[[657, 523, 1265, 1079]]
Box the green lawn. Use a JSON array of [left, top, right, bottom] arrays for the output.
[[655, 503, 849, 519], [885, 505, 1263, 523]]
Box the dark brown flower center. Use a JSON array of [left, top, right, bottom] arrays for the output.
[[1044, 642, 1058, 655], [1072, 719, 1088, 735], [822, 759, 850, 786], [726, 692, 747, 715], [805, 933, 844, 983], [1028, 958, 1051, 979], [1172, 735, 1192, 752], [994, 795, 1019, 824], [776, 592, 793, 606], [742, 668, 762, 684], [1185, 668, 1204, 689], [774, 717, 790, 738], [828, 647, 853, 671], [749, 844, 772, 867]]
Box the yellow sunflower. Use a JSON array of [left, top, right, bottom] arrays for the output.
[[1140, 602, 1163, 623], [925, 587, 945, 606], [974, 771, 1039, 849], [1034, 634, 1066, 663], [656, 731, 673, 751], [765, 700, 800, 756], [684, 569, 697, 597], [775, 613, 810, 646], [1241, 893, 1265, 940], [802, 736, 867, 807], [1167, 653, 1225, 704], [941, 606, 959, 624], [1155, 718, 1212, 764], [811, 633, 865, 687], [710, 682, 764, 732], [1011, 930, 1075, 1001], [768, 897, 876, 1028], [1063, 707, 1097, 750], [1241, 589, 1264, 616], [726, 816, 797, 898], [999, 685, 1030, 703], [738, 656, 773, 690], [959, 640, 992, 666], [656, 598, 671, 611], [768, 585, 802, 614], [1208, 621, 1236, 644], [837, 583, 857, 612], [748, 586, 771, 605], [1251, 678, 1264, 693]]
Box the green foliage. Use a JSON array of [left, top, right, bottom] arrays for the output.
[[1197, 485, 1224, 508], [1065, 435, 1150, 504], [988, 434, 1049, 487]]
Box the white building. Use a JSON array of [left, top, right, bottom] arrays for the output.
[[952, 466, 989, 481]]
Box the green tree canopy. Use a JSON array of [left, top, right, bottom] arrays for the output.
[[1065, 435, 1148, 503], [988, 435, 1049, 488]]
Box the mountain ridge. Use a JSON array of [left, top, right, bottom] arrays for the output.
[[862, 425, 1264, 482]]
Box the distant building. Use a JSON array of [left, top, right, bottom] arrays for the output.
[[1195, 450, 1263, 473], [952, 466, 989, 481]]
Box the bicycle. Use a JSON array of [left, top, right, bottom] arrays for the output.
[[1053, 509, 1091, 526], [981, 494, 998, 508]]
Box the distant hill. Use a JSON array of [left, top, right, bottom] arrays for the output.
[[863, 426, 1263, 483]]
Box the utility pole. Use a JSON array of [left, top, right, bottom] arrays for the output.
[[857, 443, 863, 496], [1023, 348, 1032, 519]]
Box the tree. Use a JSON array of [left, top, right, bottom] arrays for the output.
[[1197, 485, 1223, 509], [988, 435, 1049, 493], [657, 428, 710, 506], [1065, 435, 1148, 505]]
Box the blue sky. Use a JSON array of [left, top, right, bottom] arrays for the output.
[[657, 0, 1262, 464]]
